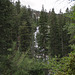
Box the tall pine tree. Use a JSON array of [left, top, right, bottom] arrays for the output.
[[19, 6, 32, 52], [49, 8, 61, 57], [37, 6, 48, 60], [57, 12, 70, 56], [0, 0, 13, 74]]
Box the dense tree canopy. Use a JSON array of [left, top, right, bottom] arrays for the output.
[[0, 0, 75, 75]]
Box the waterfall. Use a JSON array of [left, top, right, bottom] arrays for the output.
[[34, 26, 39, 48]]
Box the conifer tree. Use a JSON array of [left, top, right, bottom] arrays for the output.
[[49, 8, 61, 57], [57, 12, 70, 56], [37, 6, 48, 59], [16, 0, 20, 14], [0, 0, 13, 74], [19, 7, 32, 52], [66, 6, 75, 49], [0, 0, 13, 55]]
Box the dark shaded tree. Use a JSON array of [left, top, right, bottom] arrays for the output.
[[37, 6, 48, 60], [57, 12, 70, 56], [49, 8, 61, 57], [0, 0, 13, 74], [19, 7, 32, 52]]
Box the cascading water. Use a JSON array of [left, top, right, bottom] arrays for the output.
[[34, 26, 39, 48]]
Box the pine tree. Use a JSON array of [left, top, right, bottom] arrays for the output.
[[49, 8, 61, 57], [10, 1, 20, 42], [0, 0, 13, 74], [57, 12, 70, 56], [66, 6, 75, 49], [15, 0, 21, 50], [15, 0, 20, 14], [19, 7, 32, 52], [0, 0, 13, 55], [37, 6, 48, 60]]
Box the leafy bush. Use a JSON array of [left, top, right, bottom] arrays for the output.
[[54, 52, 75, 75], [12, 51, 46, 75]]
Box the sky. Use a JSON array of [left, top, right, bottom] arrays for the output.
[[14, 0, 75, 13]]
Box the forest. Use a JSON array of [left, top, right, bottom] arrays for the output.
[[0, 0, 75, 75]]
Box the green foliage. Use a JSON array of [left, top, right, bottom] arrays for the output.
[[15, 0, 20, 14], [57, 13, 70, 56], [12, 51, 46, 75], [48, 52, 75, 75], [0, 56, 11, 75], [19, 25, 31, 52], [0, 0, 14, 74], [55, 71, 66, 75], [54, 5, 75, 75], [0, 0, 13, 55], [65, 6, 75, 46], [48, 8, 61, 57], [0, 0, 75, 75], [37, 6, 49, 60], [38, 7, 48, 49], [18, 6, 33, 52]]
